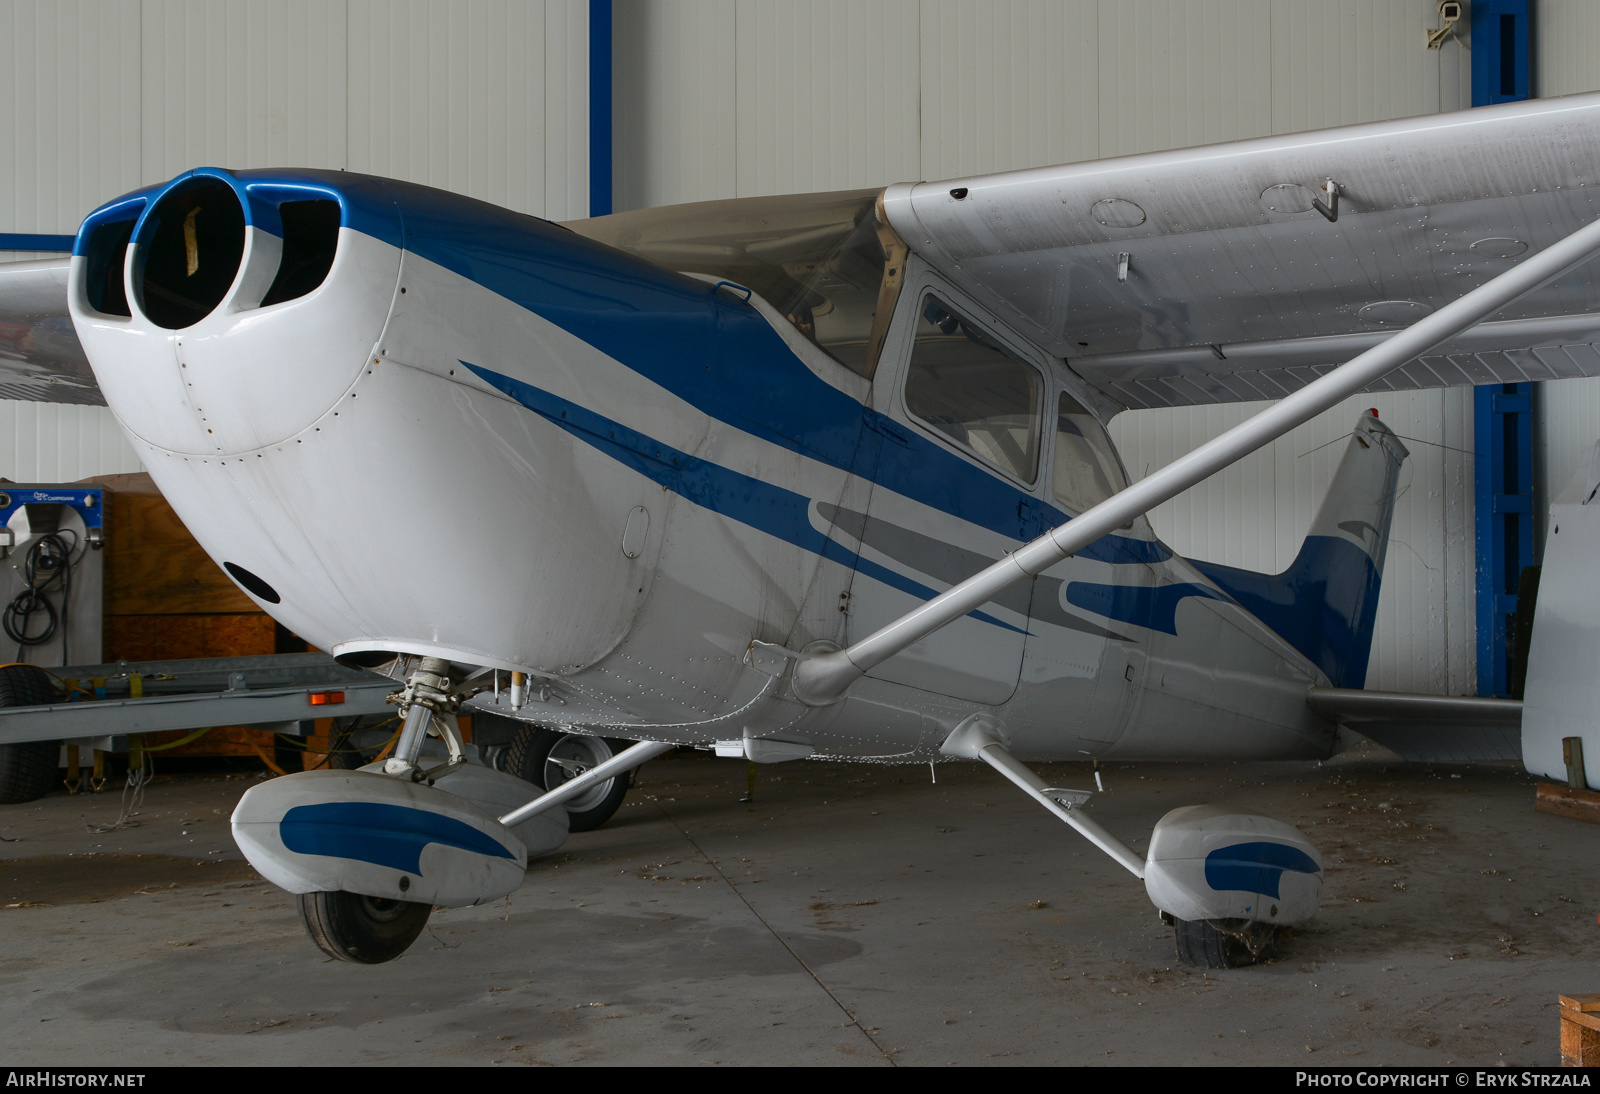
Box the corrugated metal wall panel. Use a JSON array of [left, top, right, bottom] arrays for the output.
[[1094, 0, 1273, 159], [0, 0, 141, 234], [141, 0, 348, 184], [348, 0, 574, 217], [735, 0, 920, 197], [918, 0, 1100, 181], [0, 401, 144, 482], [1268, 0, 1463, 133], [1539, 0, 1600, 98], [543, 1, 590, 223], [613, 0, 736, 211]]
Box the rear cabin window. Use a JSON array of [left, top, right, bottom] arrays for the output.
[[904, 296, 1043, 484], [1052, 391, 1128, 514]]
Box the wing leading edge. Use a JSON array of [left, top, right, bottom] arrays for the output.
[[883, 92, 1600, 410], [0, 258, 101, 405]]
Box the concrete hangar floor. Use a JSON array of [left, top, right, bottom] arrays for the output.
[[0, 748, 1592, 1066]]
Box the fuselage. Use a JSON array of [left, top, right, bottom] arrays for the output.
[[69, 168, 1334, 764]]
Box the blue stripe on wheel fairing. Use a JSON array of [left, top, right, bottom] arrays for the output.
[[1203, 841, 1319, 899], [464, 361, 1028, 634], [280, 801, 516, 876]]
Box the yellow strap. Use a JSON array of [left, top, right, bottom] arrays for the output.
[[140, 726, 213, 752]]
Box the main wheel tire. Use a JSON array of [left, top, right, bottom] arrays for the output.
[[503, 725, 629, 832], [326, 714, 392, 770], [0, 665, 60, 804], [1173, 917, 1275, 969], [299, 890, 431, 963]]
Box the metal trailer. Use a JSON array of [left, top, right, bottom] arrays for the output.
[[0, 652, 406, 798]]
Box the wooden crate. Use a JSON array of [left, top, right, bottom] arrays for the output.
[[1561, 994, 1600, 1066], [93, 473, 289, 759]]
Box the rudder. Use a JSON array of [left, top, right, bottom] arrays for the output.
[[1187, 411, 1410, 689]]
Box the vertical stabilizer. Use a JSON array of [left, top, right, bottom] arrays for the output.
[[1188, 412, 1410, 688]]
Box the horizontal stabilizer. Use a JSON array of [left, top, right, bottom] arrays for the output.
[[1307, 687, 1522, 762]]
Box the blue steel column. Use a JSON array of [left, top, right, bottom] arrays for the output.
[[1471, 0, 1532, 697], [588, 0, 613, 218]]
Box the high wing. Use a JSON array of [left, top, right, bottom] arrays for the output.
[[881, 92, 1600, 411], [0, 258, 102, 405], [10, 93, 1600, 412]]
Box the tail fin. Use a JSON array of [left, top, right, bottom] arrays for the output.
[[1187, 411, 1410, 689]]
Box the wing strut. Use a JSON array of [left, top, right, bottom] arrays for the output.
[[793, 213, 1600, 704]]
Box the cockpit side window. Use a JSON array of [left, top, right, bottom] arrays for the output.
[[904, 295, 1043, 484], [1052, 391, 1128, 514]]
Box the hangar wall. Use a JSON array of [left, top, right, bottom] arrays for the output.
[[2, 0, 1600, 692], [0, 0, 592, 481]]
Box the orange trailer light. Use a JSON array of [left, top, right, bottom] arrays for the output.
[[308, 691, 345, 706]]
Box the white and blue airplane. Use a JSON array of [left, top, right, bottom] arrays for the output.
[[4, 90, 1600, 968]]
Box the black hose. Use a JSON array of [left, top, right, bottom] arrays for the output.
[[3, 531, 77, 663]]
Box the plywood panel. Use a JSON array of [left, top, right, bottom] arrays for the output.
[[102, 480, 257, 616]]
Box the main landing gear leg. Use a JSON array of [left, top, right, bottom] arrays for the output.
[[940, 714, 1323, 969]]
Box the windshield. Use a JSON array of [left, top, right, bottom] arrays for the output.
[[570, 189, 890, 378]]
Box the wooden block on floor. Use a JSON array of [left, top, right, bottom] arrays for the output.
[[1535, 782, 1600, 824], [1561, 995, 1600, 1066]]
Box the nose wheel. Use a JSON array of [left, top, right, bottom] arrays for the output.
[[299, 890, 432, 963]]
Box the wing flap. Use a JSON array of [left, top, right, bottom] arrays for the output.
[[1079, 312, 1600, 409], [0, 258, 101, 405]]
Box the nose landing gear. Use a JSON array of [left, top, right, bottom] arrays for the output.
[[300, 889, 433, 964]]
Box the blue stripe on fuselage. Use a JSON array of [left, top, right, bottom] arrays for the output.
[[464, 362, 1027, 634], [371, 177, 1164, 568], [1062, 581, 1224, 635]]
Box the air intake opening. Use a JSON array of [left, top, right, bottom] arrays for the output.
[[223, 561, 281, 604], [84, 219, 135, 316], [139, 177, 246, 329], [260, 200, 341, 307]]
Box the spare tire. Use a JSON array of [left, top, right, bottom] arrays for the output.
[[0, 664, 60, 804]]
